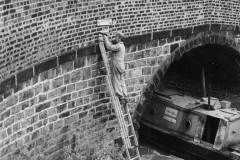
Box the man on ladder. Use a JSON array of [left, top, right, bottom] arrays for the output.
[[101, 31, 128, 107], [99, 30, 141, 160]]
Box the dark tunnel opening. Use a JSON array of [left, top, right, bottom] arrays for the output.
[[137, 44, 240, 160], [163, 44, 240, 109]]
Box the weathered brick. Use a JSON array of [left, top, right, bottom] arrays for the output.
[[25, 108, 35, 117], [142, 67, 152, 75], [40, 71, 50, 82], [96, 104, 108, 112], [79, 111, 88, 119], [1, 144, 13, 157], [26, 126, 33, 133], [68, 101, 75, 109], [0, 130, 7, 139], [54, 120, 63, 130], [24, 135, 30, 144], [60, 94, 71, 103], [4, 116, 14, 128], [93, 112, 102, 119], [59, 111, 70, 118], [19, 89, 34, 102], [52, 77, 64, 89], [43, 81, 50, 92], [12, 122, 20, 133], [60, 125, 70, 134], [71, 106, 82, 114], [170, 43, 179, 53], [31, 130, 40, 140], [0, 76, 15, 97], [71, 70, 82, 83], [34, 84, 42, 95], [20, 101, 30, 110], [48, 89, 58, 99], [48, 107, 56, 116], [57, 86, 67, 95], [193, 24, 210, 34], [72, 92, 78, 99], [74, 57, 85, 69], [6, 95, 18, 108], [76, 81, 88, 90], [39, 110, 48, 120], [172, 27, 192, 39], [64, 114, 78, 125], [67, 84, 75, 93], [35, 58, 57, 75], [82, 67, 91, 80], [1, 110, 10, 121], [61, 61, 74, 74], [153, 30, 171, 40], [34, 121, 42, 130], [96, 77, 105, 85], [39, 94, 47, 102], [99, 93, 105, 99], [64, 74, 71, 84], [36, 102, 51, 112], [49, 115, 58, 123], [59, 50, 76, 65], [30, 97, 38, 106], [26, 115, 38, 126], [47, 68, 58, 79], [15, 112, 24, 121], [75, 98, 83, 106], [56, 103, 67, 113], [7, 127, 12, 136]]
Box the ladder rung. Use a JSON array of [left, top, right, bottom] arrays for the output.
[[129, 135, 135, 138]]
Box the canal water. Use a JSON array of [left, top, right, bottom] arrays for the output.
[[140, 145, 184, 160]]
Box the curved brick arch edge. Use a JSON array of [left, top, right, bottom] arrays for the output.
[[148, 31, 240, 92]]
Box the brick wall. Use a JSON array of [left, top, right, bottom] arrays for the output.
[[1, 25, 240, 160], [0, 51, 123, 160], [0, 0, 210, 81], [209, 0, 240, 25], [1, 0, 240, 159]]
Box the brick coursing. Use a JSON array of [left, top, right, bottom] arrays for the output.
[[1, 27, 239, 159], [1, 0, 240, 159], [0, 0, 221, 82], [0, 53, 121, 159]]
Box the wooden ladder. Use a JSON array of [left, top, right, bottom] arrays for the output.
[[98, 38, 141, 160]]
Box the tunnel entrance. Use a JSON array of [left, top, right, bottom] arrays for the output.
[[162, 44, 240, 109], [137, 44, 240, 160]]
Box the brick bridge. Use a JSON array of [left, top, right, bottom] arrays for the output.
[[0, 0, 240, 160]]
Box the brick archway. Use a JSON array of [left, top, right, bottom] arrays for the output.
[[147, 32, 240, 93]]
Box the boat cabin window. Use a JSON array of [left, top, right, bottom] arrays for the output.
[[201, 116, 220, 144]]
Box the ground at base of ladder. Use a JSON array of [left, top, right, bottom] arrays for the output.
[[139, 145, 184, 160]]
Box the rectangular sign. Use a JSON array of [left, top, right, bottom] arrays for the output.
[[97, 19, 113, 26], [164, 107, 178, 118], [163, 115, 177, 123]]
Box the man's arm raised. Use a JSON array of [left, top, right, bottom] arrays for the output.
[[103, 35, 120, 52]]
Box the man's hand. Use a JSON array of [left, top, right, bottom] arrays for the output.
[[98, 35, 104, 42]]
